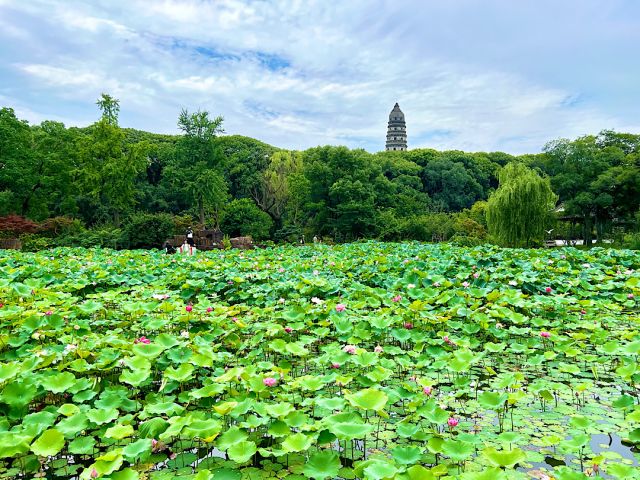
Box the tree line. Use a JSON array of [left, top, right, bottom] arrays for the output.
[[1, 94, 639, 249]]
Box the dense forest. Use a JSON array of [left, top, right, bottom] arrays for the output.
[[1, 95, 639, 250]]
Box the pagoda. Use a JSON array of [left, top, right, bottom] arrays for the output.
[[385, 103, 407, 151]]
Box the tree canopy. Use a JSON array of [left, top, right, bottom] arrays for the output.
[[1, 95, 638, 246]]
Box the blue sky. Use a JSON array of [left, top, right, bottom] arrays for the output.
[[1, 0, 639, 153]]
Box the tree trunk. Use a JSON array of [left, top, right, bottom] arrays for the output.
[[198, 197, 205, 227], [584, 215, 593, 247]]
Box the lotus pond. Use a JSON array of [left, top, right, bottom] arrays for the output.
[[0, 242, 639, 480]]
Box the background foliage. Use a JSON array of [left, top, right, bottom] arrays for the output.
[[1, 95, 639, 248]]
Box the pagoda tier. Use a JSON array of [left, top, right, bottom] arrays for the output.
[[385, 103, 407, 151]]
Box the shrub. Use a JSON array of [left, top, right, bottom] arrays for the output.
[[124, 212, 176, 249], [173, 214, 195, 235], [0, 215, 40, 237], [19, 234, 54, 252], [40, 216, 84, 236], [221, 199, 273, 241], [622, 232, 640, 250]]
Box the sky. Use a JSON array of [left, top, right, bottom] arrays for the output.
[[1, 0, 639, 154]]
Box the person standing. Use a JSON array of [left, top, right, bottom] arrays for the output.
[[186, 227, 194, 247]]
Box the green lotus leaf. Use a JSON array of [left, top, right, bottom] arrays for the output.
[[442, 439, 474, 462], [123, 438, 152, 462], [391, 445, 423, 465], [105, 424, 134, 440], [478, 391, 508, 410], [68, 436, 96, 455], [216, 427, 248, 450], [87, 407, 119, 425], [281, 432, 315, 453], [183, 419, 222, 441], [131, 343, 166, 358], [0, 431, 32, 458], [164, 363, 194, 383], [227, 440, 257, 464], [56, 412, 89, 438], [89, 448, 124, 477], [481, 446, 526, 468], [138, 417, 169, 438], [0, 362, 21, 383], [265, 402, 295, 418], [363, 461, 398, 480], [303, 451, 342, 480], [628, 428, 640, 444], [111, 468, 140, 480], [40, 372, 77, 393], [605, 463, 637, 478], [30, 429, 65, 457], [406, 465, 436, 479], [345, 387, 388, 411]]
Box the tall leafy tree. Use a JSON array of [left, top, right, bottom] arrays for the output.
[[77, 94, 147, 225], [487, 162, 557, 247], [251, 150, 303, 229], [164, 108, 227, 226]]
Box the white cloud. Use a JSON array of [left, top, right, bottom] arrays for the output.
[[1, 0, 638, 153]]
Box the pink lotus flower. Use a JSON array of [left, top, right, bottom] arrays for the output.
[[227, 280, 234, 285], [284, 326, 293, 333], [343, 344, 357, 354], [331, 362, 340, 369], [185, 305, 193, 312], [374, 345, 383, 353], [45, 310, 53, 316], [540, 331, 551, 338], [628, 293, 635, 299], [151, 439, 158, 450], [561, 255, 566, 259], [311, 297, 323, 305], [263, 377, 277, 387], [206, 306, 213, 313], [135, 336, 151, 344], [278, 267, 285, 273], [335, 303, 346, 312], [580, 309, 586, 315], [545, 287, 552, 293], [473, 272, 479, 279], [404, 322, 413, 329], [462, 281, 469, 288], [433, 282, 441, 287], [392, 295, 402, 302], [231, 317, 238, 323], [90, 468, 99, 478], [447, 417, 459, 427], [423, 386, 433, 395]]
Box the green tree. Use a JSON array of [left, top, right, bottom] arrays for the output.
[[252, 150, 303, 229], [487, 162, 557, 247], [221, 198, 273, 240], [77, 95, 148, 225], [96, 93, 120, 126], [164, 108, 227, 225]]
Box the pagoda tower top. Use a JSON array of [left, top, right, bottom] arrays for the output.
[[385, 103, 407, 151]]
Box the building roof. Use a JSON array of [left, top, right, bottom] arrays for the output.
[[389, 103, 404, 120]]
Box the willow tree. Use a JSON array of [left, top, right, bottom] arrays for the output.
[[487, 162, 557, 247]]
